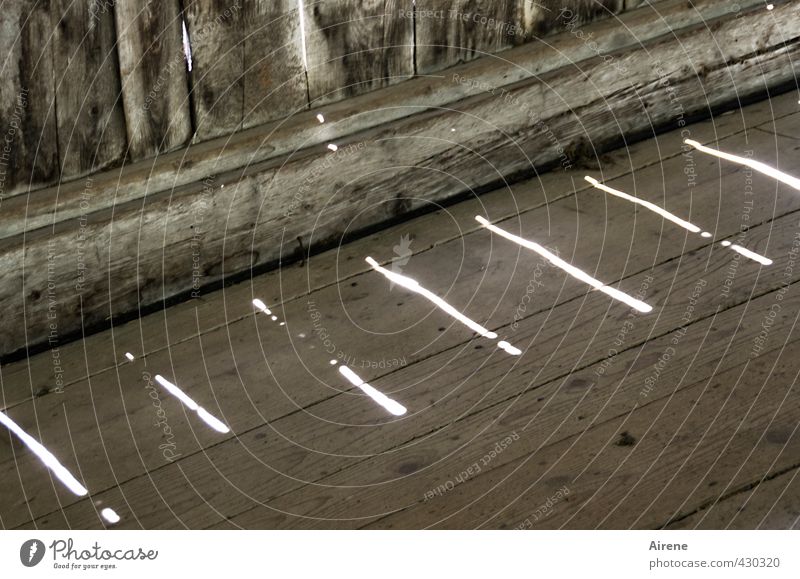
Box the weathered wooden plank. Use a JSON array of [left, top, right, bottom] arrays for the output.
[[415, 0, 624, 75], [6, 122, 800, 529], [667, 467, 800, 529], [182, 0, 244, 140], [303, 0, 414, 106], [3, 0, 798, 362], [242, 0, 308, 129], [0, 0, 59, 198], [114, 0, 192, 159], [50, 0, 127, 178], [0, 0, 768, 236]]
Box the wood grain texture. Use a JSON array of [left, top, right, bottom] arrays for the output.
[[0, 0, 797, 361], [303, 0, 414, 106], [242, 0, 308, 129], [114, 0, 192, 159], [0, 0, 59, 198], [1, 0, 764, 239], [50, 0, 127, 178], [3, 98, 800, 528], [415, 0, 625, 74], [182, 0, 244, 140]]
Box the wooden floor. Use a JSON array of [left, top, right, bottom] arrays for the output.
[[3, 90, 800, 530]]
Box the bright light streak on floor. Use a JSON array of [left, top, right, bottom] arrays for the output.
[[498, 340, 522, 355], [316, 113, 325, 123], [365, 256, 498, 339], [584, 176, 702, 233], [338, 365, 407, 416], [0, 410, 88, 496], [154, 375, 230, 434], [252, 299, 272, 315], [684, 139, 800, 191], [101, 508, 121, 524], [475, 216, 653, 313], [125, 352, 135, 361], [327, 143, 338, 151]]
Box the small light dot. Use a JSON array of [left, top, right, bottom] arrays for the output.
[[721, 240, 732, 247], [271, 315, 278, 321], [316, 113, 325, 123], [701, 232, 712, 238], [101, 508, 121, 524], [767, 3, 774, 10], [279, 322, 285, 326], [221, 184, 224, 188], [451, 128, 455, 132], [327, 143, 338, 151], [329, 359, 337, 365], [125, 352, 135, 361], [298, 333, 306, 338]]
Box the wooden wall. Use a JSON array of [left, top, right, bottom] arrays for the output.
[[0, 0, 630, 200]]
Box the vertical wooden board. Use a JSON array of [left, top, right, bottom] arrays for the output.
[[114, 0, 192, 159], [51, 0, 127, 178], [0, 0, 59, 199], [183, 0, 244, 141], [415, 0, 625, 75], [242, 0, 308, 129], [304, 0, 414, 106]]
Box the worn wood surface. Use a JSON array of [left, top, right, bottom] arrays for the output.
[[415, 0, 624, 75], [0, 0, 763, 236], [50, 0, 127, 178], [3, 91, 800, 529], [114, 0, 192, 159], [0, 0, 796, 362], [303, 0, 415, 106], [0, 0, 59, 198]]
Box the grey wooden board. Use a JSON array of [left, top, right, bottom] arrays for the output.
[[415, 0, 625, 75], [0, 91, 793, 416], [114, 0, 192, 159], [0, 0, 796, 359], [1, 0, 765, 235], [50, 0, 127, 178], [3, 97, 800, 528], [303, 0, 414, 106], [0, 0, 59, 198]]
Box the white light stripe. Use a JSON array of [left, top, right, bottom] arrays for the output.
[[316, 113, 325, 123], [252, 299, 272, 315], [684, 139, 800, 191], [729, 244, 773, 265], [0, 410, 88, 496], [475, 216, 652, 313], [365, 257, 498, 339], [154, 375, 231, 434], [498, 341, 522, 356], [327, 143, 338, 151], [584, 176, 702, 233], [181, 19, 193, 72], [197, 408, 231, 433], [125, 352, 135, 361], [338, 366, 407, 416], [101, 507, 121, 524], [154, 375, 199, 411]]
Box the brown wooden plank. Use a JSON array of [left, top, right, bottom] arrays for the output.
[[114, 0, 192, 159], [182, 0, 244, 141], [0, 0, 59, 198], [303, 0, 414, 106], [242, 0, 308, 129], [667, 467, 800, 529], [50, 0, 127, 178]]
